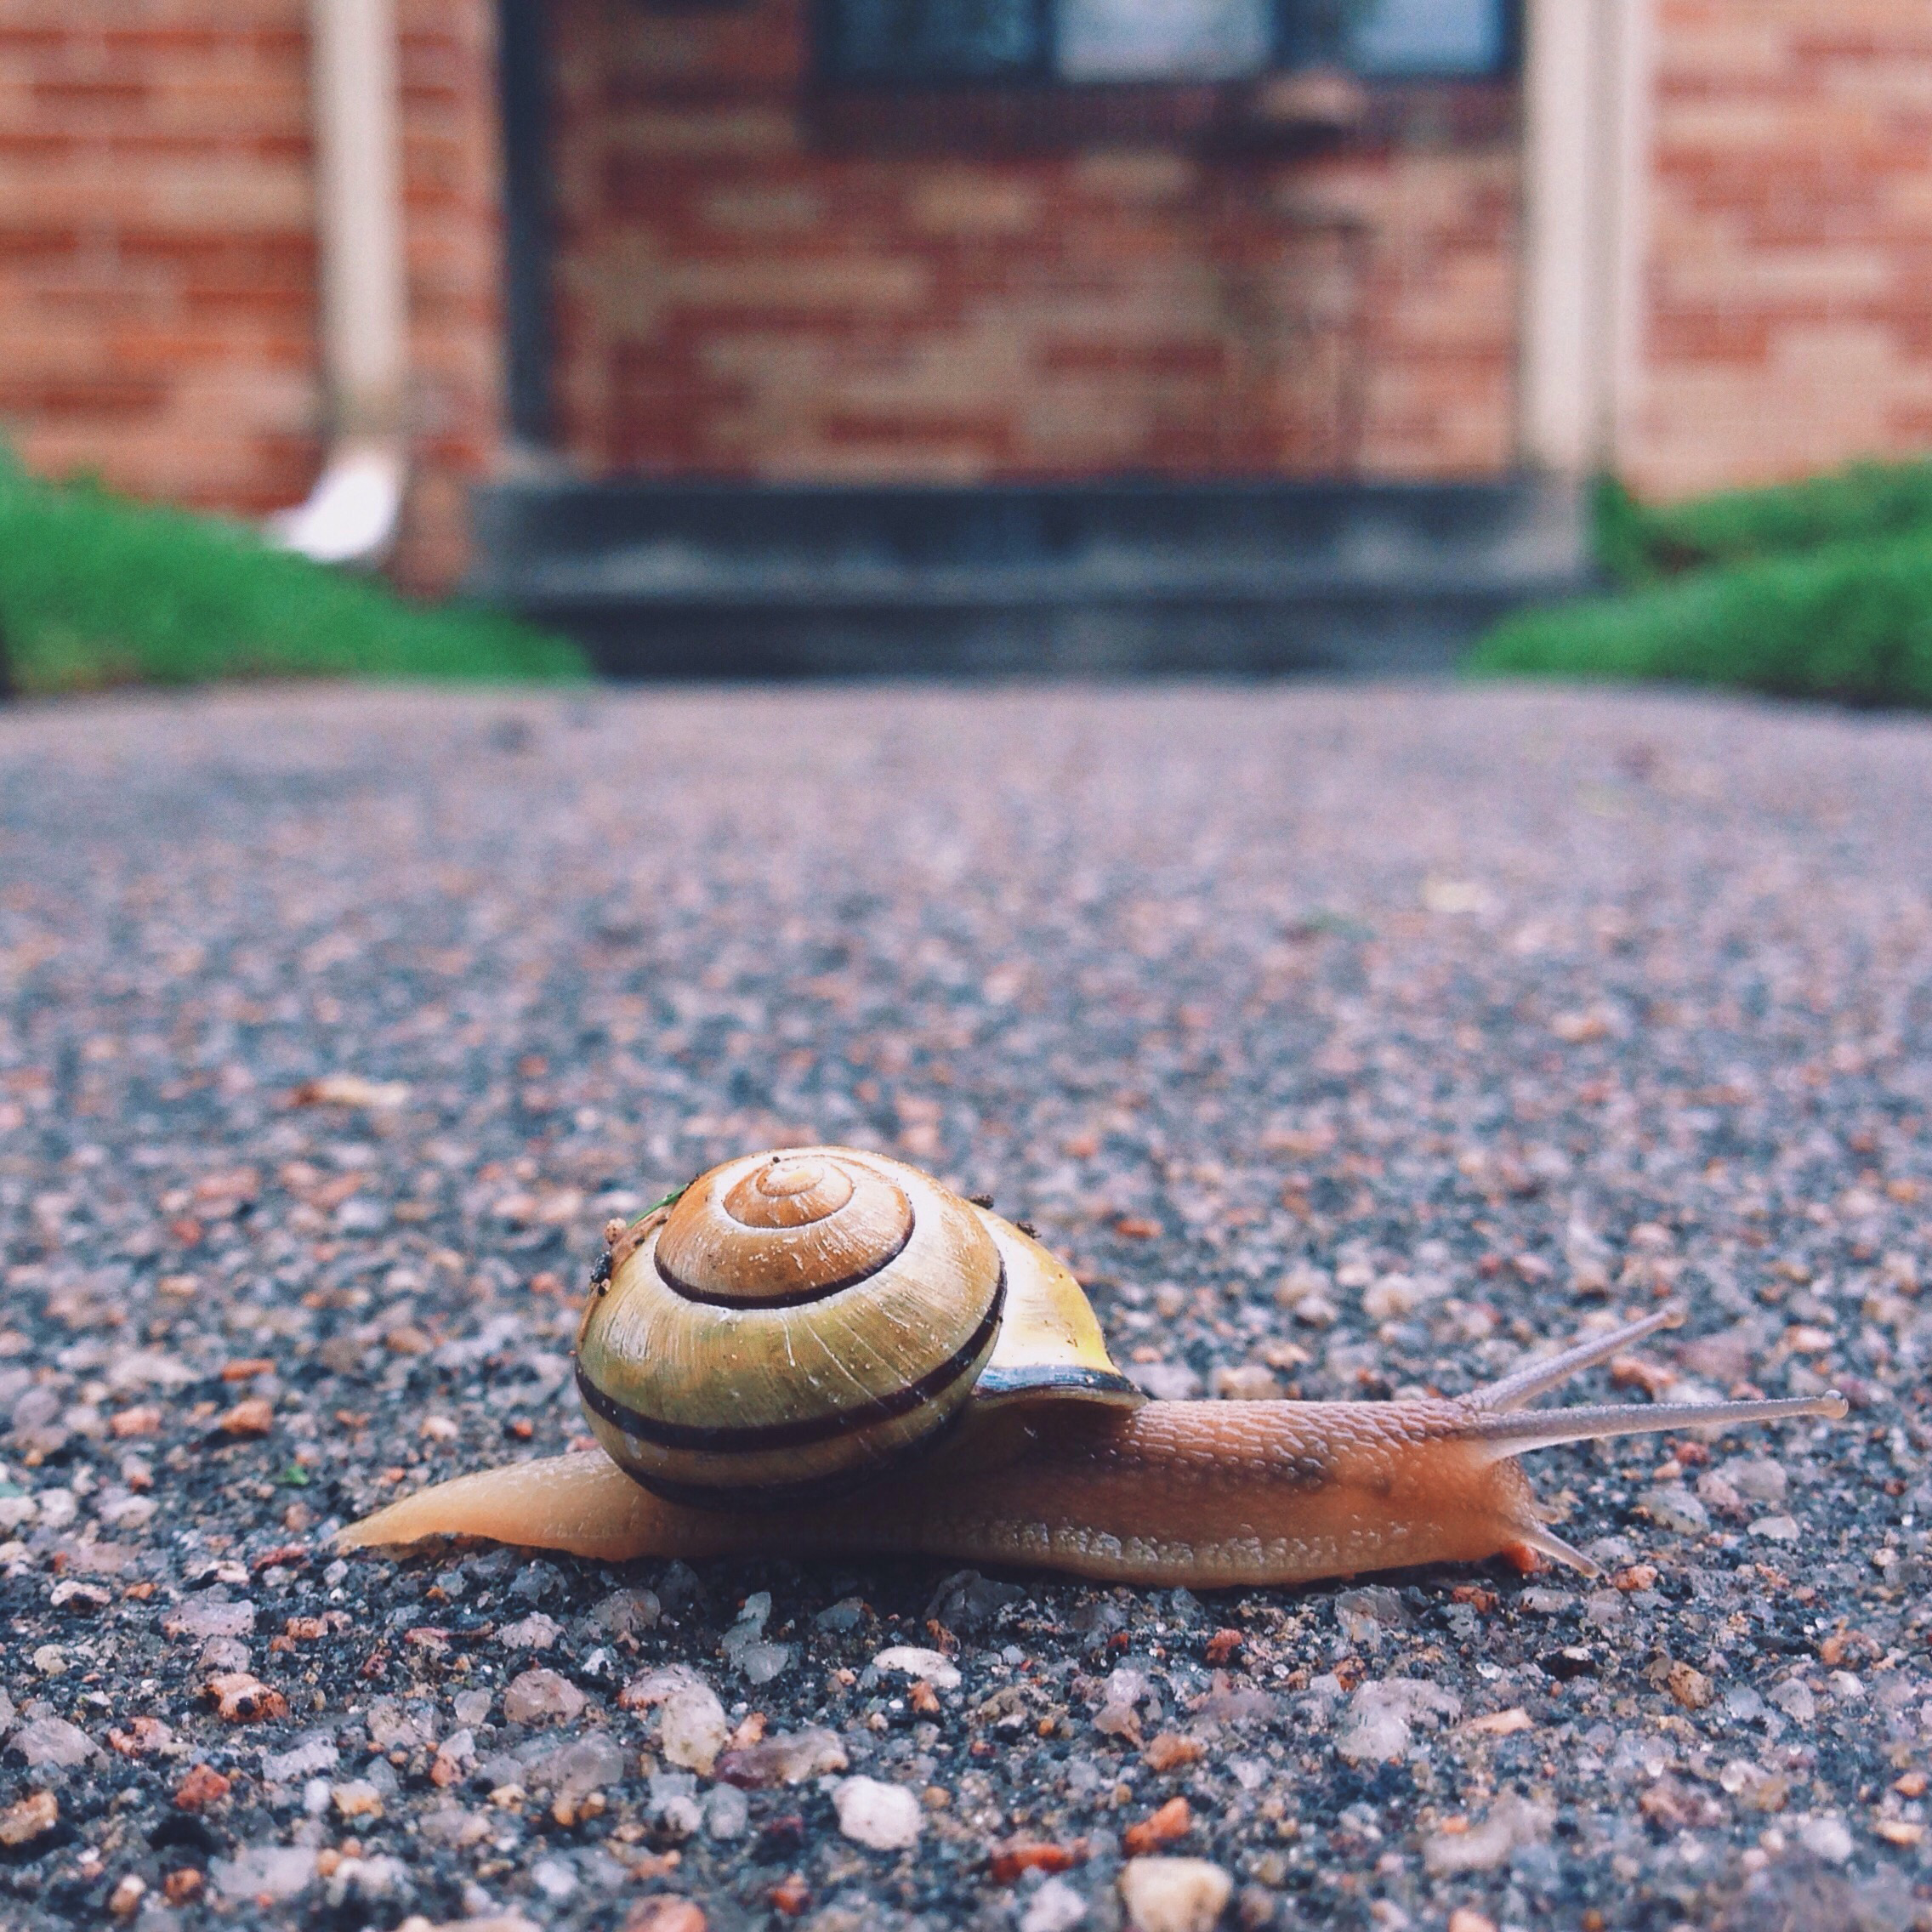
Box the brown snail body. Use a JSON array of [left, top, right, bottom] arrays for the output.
[[340, 1147, 1845, 1587]]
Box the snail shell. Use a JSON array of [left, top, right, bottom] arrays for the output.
[[574, 1146, 1142, 1507]]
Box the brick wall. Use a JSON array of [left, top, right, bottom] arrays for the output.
[[548, 0, 1522, 483], [1629, 0, 1932, 498], [0, 0, 502, 590]]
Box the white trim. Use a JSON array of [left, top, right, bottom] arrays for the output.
[[270, 0, 408, 565], [1519, 0, 1652, 476]]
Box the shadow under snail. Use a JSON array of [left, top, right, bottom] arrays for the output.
[[340, 1145, 1846, 1587]]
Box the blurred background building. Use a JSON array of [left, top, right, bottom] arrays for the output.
[[1, 3, 1926, 669]]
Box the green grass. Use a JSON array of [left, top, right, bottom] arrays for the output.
[[0, 451, 587, 695], [1594, 462, 1932, 585], [1470, 531, 1932, 707], [1469, 457, 1932, 707]]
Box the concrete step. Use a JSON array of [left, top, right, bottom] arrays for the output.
[[468, 475, 1591, 677]]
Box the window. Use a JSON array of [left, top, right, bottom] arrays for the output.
[[817, 0, 1514, 86], [1058, 0, 1274, 82], [823, 0, 1044, 83]]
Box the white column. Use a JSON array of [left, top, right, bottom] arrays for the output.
[[310, 0, 408, 435], [1519, 0, 1652, 476], [271, 0, 408, 565]]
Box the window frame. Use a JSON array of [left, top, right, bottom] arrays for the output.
[[809, 0, 1520, 92]]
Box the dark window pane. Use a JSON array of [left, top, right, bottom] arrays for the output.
[[825, 0, 1044, 80], [1345, 0, 1507, 75], [1277, 0, 1509, 77]]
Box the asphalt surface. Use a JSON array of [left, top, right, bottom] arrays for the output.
[[0, 682, 1928, 1932]]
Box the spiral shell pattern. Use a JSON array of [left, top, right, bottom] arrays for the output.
[[576, 1147, 1004, 1504]]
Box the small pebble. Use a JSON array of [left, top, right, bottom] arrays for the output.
[[1021, 1877, 1090, 1932], [209, 1845, 317, 1902], [625, 1900, 708, 1932], [1423, 1794, 1553, 1876], [1117, 1856, 1232, 1932], [1335, 1679, 1460, 1764], [1769, 1679, 1817, 1723], [1799, 1815, 1854, 1865], [0, 1790, 58, 1848], [173, 1764, 230, 1810], [503, 1668, 586, 1725], [205, 1672, 288, 1724], [10, 1715, 97, 1769], [216, 1397, 274, 1437], [714, 1725, 849, 1787], [872, 1645, 962, 1691], [832, 1776, 922, 1850], [163, 1593, 255, 1641], [703, 1784, 749, 1839], [497, 1612, 562, 1651], [531, 1855, 577, 1900], [657, 1685, 730, 1776]]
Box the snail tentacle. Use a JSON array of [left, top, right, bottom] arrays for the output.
[[1457, 1302, 1846, 1455], [1463, 1391, 1847, 1460], [1467, 1305, 1681, 1412]]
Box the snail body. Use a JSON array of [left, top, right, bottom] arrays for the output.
[[341, 1147, 1845, 1587]]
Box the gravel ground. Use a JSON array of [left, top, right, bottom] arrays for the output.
[[0, 682, 1929, 1932]]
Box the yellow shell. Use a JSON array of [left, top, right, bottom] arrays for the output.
[[575, 1145, 1140, 1507]]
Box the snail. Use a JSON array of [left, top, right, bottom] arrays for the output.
[[339, 1145, 1845, 1587]]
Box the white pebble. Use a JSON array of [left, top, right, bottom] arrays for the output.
[[10, 1716, 97, 1769], [704, 1783, 750, 1839], [33, 1489, 77, 1530], [327, 1853, 406, 1904], [497, 1612, 561, 1651], [1362, 1272, 1432, 1321], [736, 1641, 793, 1685], [531, 1855, 577, 1900], [1117, 1855, 1232, 1932], [1728, 1457, 1788, 1505], [1021, 1875, 1090, 1932], [1750, 1514, 1799, 1543], [832, 1776, 923, 1850], [162, 1592, 255, 1640], [1640, 1486, 1710, 1535], [1423, 1793, 1553, 1875], [330, 1780, 384, 1819], [872, 1645, 962, 1691], [1335, 1678, 1461, 1765], [503, 1668, 585, 1725], [657, 1683, 729, 1776], [209, 1845, 317, 1903], [1799, 1815, 1854, 1865], [657, 1793, 702, 1839]]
